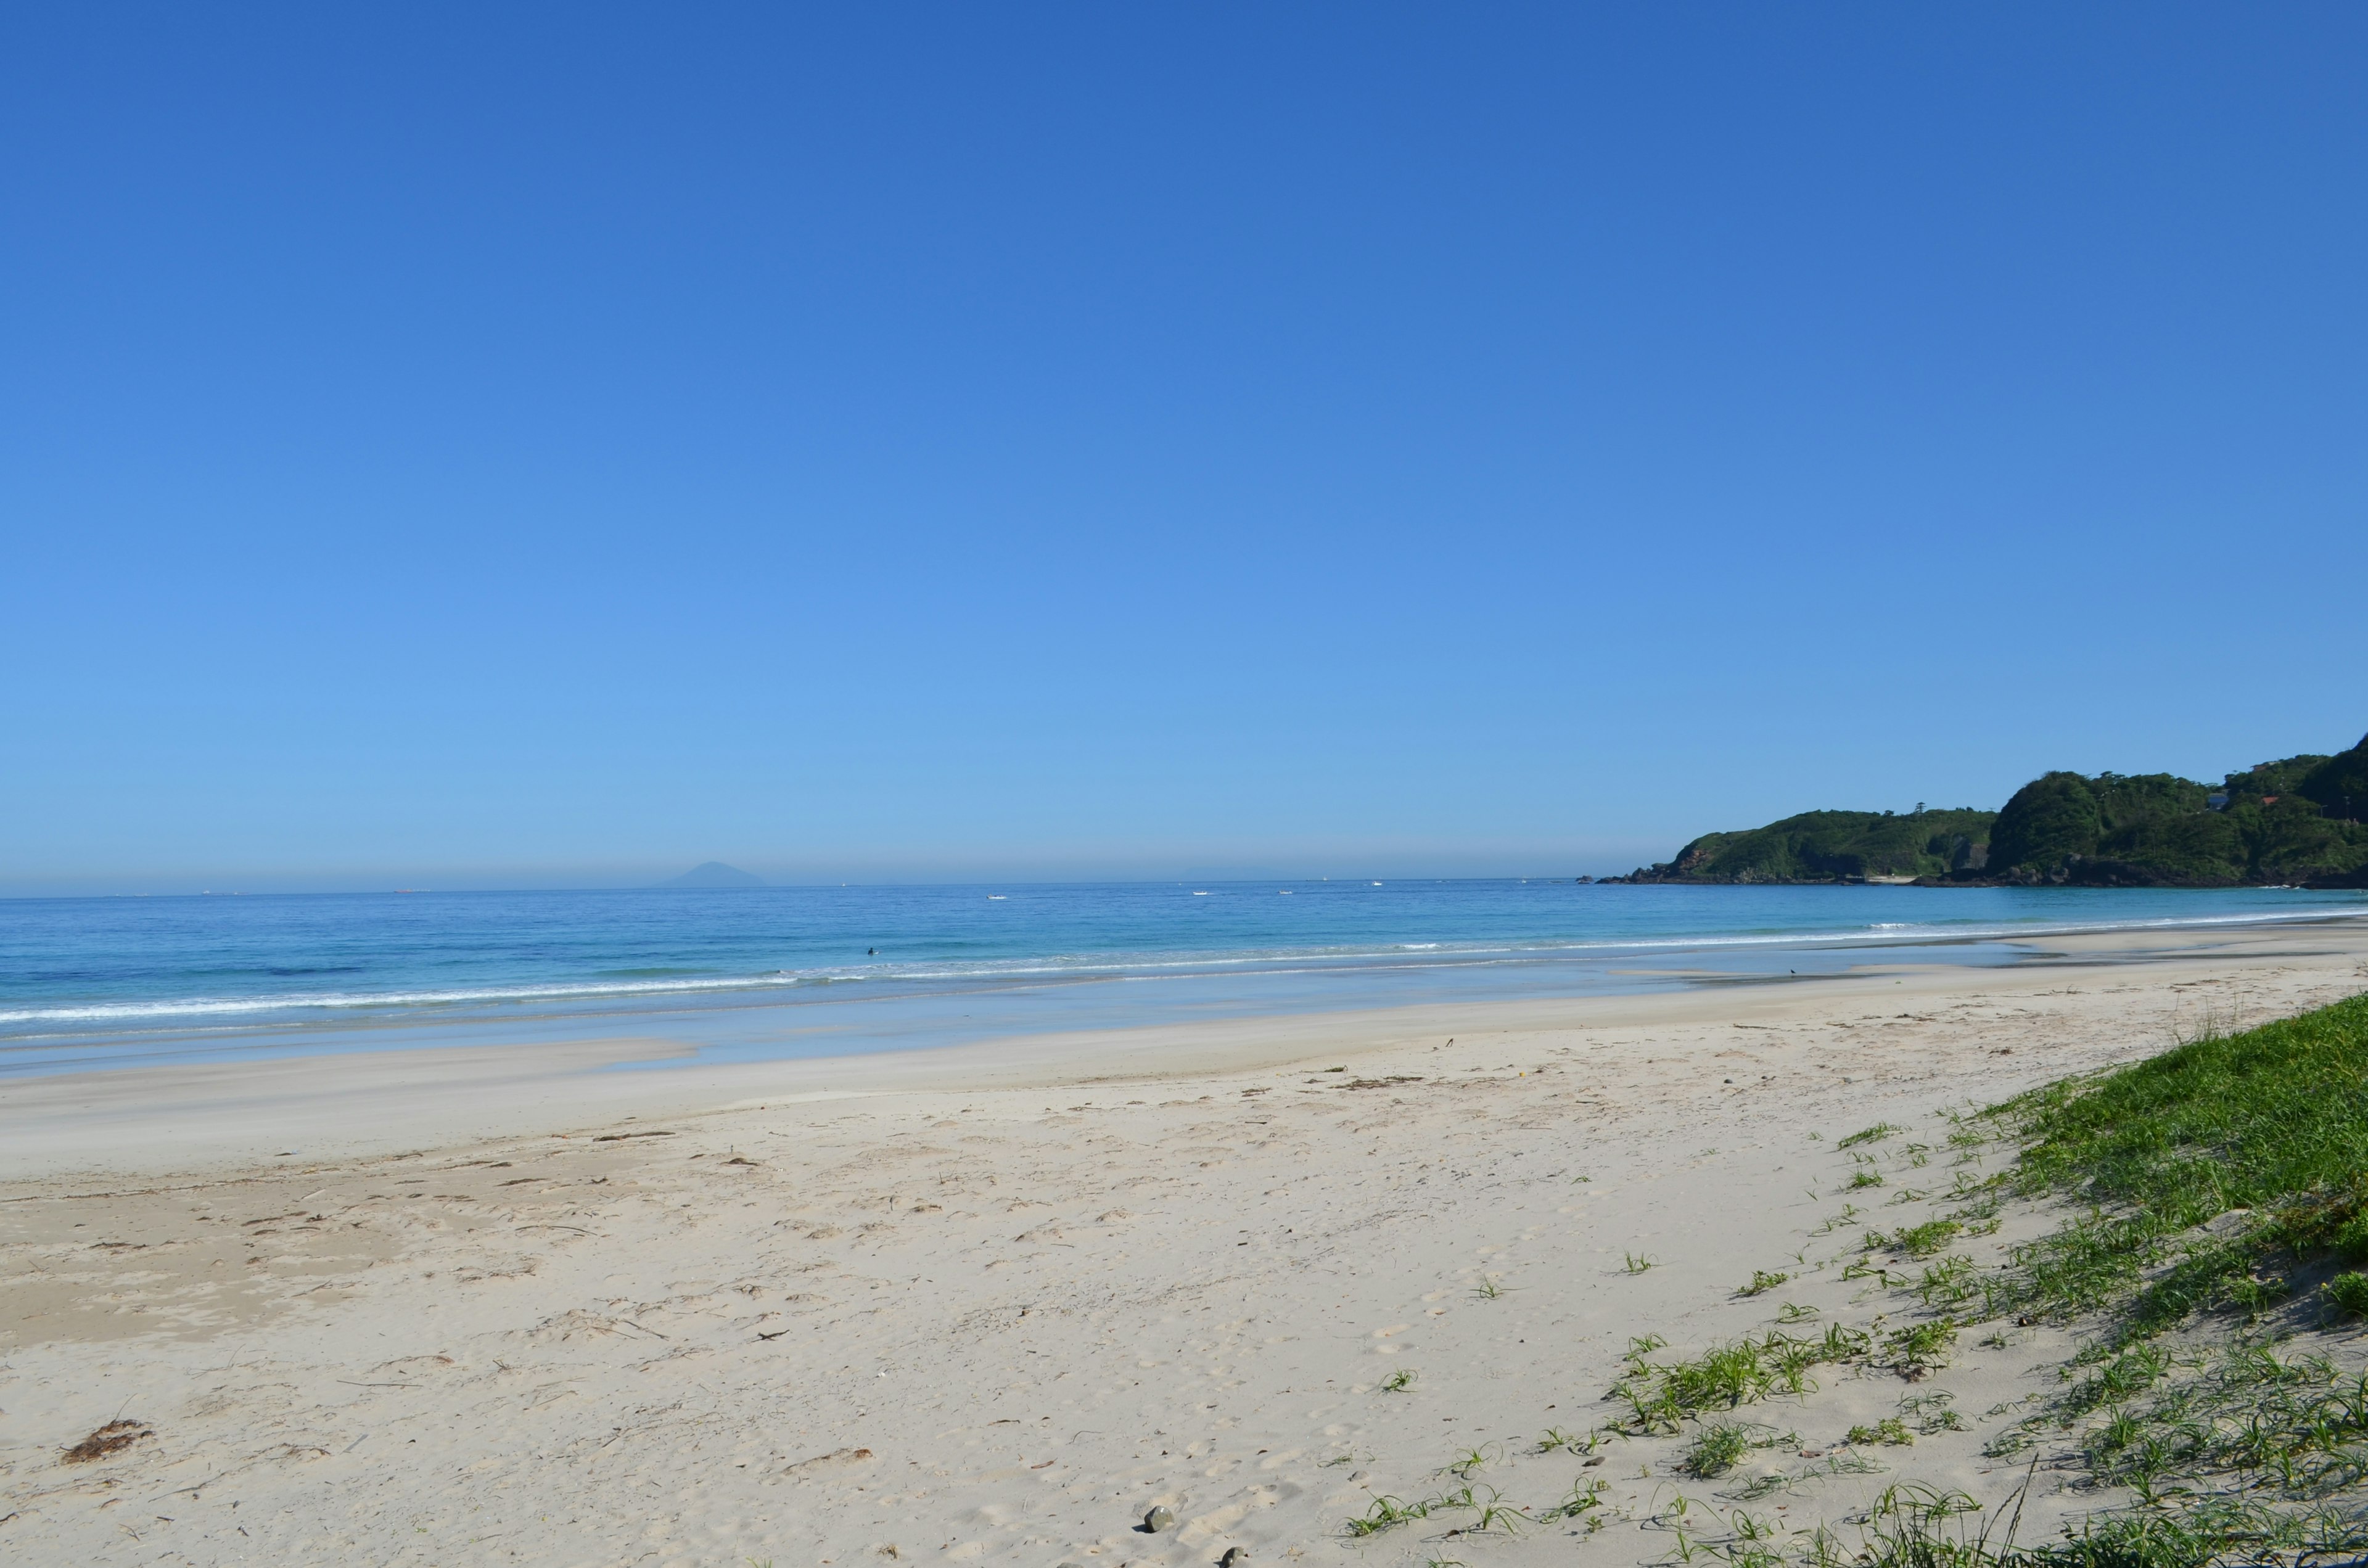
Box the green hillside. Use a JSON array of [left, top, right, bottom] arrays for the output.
[[1988, 733, 2368, 887], [1618, 729, 2368, 888], [1629, 807, 1997, 884]]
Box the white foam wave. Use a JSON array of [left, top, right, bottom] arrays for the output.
[[0, 969, 831, 1026], [2, 903, 2357, 1033]]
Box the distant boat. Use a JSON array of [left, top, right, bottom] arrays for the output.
[[987, 894, 1006, 900], [1192, 891, 1211, 896]]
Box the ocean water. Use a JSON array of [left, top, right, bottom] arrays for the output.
[[2, 880, 2362, 1077]]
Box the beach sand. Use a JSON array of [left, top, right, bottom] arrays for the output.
[[4, 919, 2365, 1566]]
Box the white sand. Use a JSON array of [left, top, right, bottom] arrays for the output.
[[3, 919, 2364, 1566]]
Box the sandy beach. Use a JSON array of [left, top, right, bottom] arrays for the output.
[[4, 918, 2365, 1566]]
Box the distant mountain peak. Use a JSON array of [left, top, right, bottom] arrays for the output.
[[661, 861, 765, 889]]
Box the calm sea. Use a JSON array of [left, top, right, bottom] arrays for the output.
[[3, 880, 2362, 1077]]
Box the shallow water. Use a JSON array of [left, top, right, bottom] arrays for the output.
[[2, 880, 2361, 1076]]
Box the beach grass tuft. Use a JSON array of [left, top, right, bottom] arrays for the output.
[[1846, 1417, 1914, 1447], [1344, 1495, 1428, 1537], [1445, 1442, 1500, 1478], [1684, 1422, 1754, 1477], [1872, 1218, 1962, 1258], [1612, 1325, 1870, 1430], [1460, 1484, 1532, 1534], [1542, 1476, 1609, 1521]]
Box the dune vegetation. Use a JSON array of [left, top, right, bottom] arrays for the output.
[[1376, 993, 2368, 1568]]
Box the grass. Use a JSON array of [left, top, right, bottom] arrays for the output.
[[1726, 1470, 2368, 1568], [1344, 1495, 1428, 1536], [1914, 1255, 1981, 1311], [1900, 1391, 1964, 1434], [1880, 1317, 1957, 1376], [1988, 991, 2368, 1337], [2015, 1338, 2368, 1512], [1368, 993, 2368, 1568], [1686, 993, 2368, 1568], [1869, 1218, 1963, 1259], [1474, 1276, 1505, 1300], [1462, 1485, 1532, 1534], [1846, 1417, 1914, 1447], [1542, 1476, 1609, 1521], [1725, 1451, 1886, 1502], [1413, 1482, 1531, 1535], [1611, 1325, 1870, 1431], [1626, 1251, 1658, 1274], [1828, 1483, 2018, 1568], [1685, 1422, 1754, 1477], [1445, 1442, 1500, 1477], [1379, 1367, 1416, 1393]]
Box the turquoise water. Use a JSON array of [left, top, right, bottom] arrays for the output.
[[2, 881, 2362, 1076]]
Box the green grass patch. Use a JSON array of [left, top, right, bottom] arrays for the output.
[[1847, 1416, 1914, 1447], [1344, 1494, 1428, 1537], [1685, 1421, 1754, 1477], [1405, 993, 2368, 1568], [1989, 991, 2368, 1334], [1870, 1218, 1963, 1258], [1540, 1476, 1608, 1521], [1611, 1325, 1870, 1431]]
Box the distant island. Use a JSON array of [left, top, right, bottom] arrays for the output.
[[1610, 729, 2368, 889], [660, 861, 766, 889]]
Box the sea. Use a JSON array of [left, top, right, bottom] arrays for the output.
[[3, 880, 2362, 1080]]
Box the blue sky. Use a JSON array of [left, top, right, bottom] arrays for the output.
[[4, 5, 2364, 892]]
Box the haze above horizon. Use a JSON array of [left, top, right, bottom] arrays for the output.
[[5, 6, 2364, 897]]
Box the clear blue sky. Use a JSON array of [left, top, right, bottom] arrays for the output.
[[4, 6, 2363, 893]]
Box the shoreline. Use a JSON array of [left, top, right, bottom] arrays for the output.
[[9, 890, 2360, 1062], [2, 918, 2364, 1183]]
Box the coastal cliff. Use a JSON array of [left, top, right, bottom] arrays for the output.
[[1613, 730, 2368, 889]]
